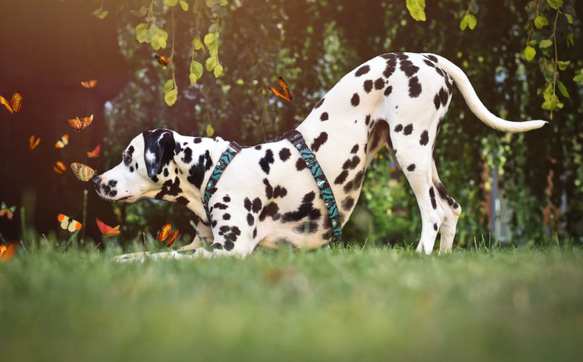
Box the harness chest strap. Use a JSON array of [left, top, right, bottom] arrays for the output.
[[202, 131, 342, 243]]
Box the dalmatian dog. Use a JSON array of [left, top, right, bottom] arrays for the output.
[[93, 52, 546, 260]]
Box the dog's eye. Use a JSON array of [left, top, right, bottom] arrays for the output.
[[122, 152, 132, 166]]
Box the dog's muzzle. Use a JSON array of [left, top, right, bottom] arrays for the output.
[[93, 176, 118, 199]]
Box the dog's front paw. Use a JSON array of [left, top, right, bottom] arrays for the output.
[[112, 252, 151, 263]]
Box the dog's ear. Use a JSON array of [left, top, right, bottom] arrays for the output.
[[143, 129, 176, 180]]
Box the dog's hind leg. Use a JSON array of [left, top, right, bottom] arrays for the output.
[[388, 126, 445, 254], [430, 160, 461, 252]]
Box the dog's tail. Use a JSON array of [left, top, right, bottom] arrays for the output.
[[432, 54, 547, 133]]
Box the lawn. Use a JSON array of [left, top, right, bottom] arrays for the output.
[[1, 243, 582, 362]]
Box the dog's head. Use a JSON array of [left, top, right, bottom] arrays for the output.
[[93, 129, 178, 203]]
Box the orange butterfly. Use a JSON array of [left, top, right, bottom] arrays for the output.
[[268, 77, 293, 102], [55, 134, 69, 148], [68, 115, 93, 132], [29, 135, 40, 150], [157, 222, 180, 247], [87, 144, 100, 158], [1, 202, 15, 220], [154, 54, 170, 66], [96, 217, 120, 237], [81, 80, 97, 88], [53, 161, 67, 175], [71, 162, 96, 182], [0, 91, 23, 113], [58, 214, 82, 232], [0, 243, 17, 261]]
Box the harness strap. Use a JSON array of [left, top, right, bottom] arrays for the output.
[[285, 130, 342, 244], [203, 141, 242, 222]]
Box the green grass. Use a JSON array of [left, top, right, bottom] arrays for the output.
[[1, 243, 582, 362]]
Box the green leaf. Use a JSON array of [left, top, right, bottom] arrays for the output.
[[539, 39, 553, 48], [193, 37, 205, 51], [557, 60, 570, 71], [179, 0, 189, 11], [557, 80, 569, 98], [546, 0, 563, 10], [406, 0, 426, 21], [92, 8, 108, 20], [524, 46, 536, 61], [206, 123, 215, 137], [534, 14, 548, 29], [163, 79, 174, 93], [460, 14, 477, 30], [206, 56, 217, 71], [213, 63, 223, 78], [574, 70, 583, 84], [190, 60, 204, 78], [135, 23, 148, 43], [189, 73, 199, 84], [164, 0, 179, 6], [164, 89, 178, 107], [564, 13, 573, 24]]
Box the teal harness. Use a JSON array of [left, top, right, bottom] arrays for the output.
[[203, 130, 342, 243]]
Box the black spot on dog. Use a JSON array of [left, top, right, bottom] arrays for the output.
[[434, 223, 438, 231], [244, 197, 252, 211], [342, 197, 355, 211], [424, 54, 438, 63], [404, 124, 413, 135], [424, 59, 436, 67], [296, 158, 307, 171], [223, 213, 231, 220], [394, 124, 403, 133], [374, 78, 385, 90], [365, 115, 371, 126], [273, 186, 288, 199], [311, 132, 328, 152], [187, 151, 213, 189], [320, 112, 329, 121], [334, 170, 349, 185], [384, 85, 393, 97], [407, 164, 416, 172], [363, 80, 373, 93], [223, 195, 231, 203], [282, 192, 321, 223], [263, 179, 274, 199], [176, 196, 189, 205], [439, 87, 449, 107], [351, 93, 360, 107], [163, 168, 169, 177], [408, 76, 422, 98], [435, 66, 445, 78], [155, 177, 183, 200], [342, 155, 360, 170], [252, 198, 262, 213], [247, 213, 254, 226], [182, 147, 193, 164], [429, 187, 437, 209], [355, 65, 370, 76], [212, 242, 223, 250], [400, 59, 419, 78], [279, 148, 291, 161], [259, 202, 280, 221], [224, 241, 234, 251], [315, 98, 325, 109], [259, 149, 275, 174], [213, 202, 228, 210], [433, 93, 441, 110], [194, 138, 202, 144], [351, 144, 359, 154], [420, 130, 429, 146]]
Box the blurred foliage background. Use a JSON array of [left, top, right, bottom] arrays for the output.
[[0, 0, 582, 249]]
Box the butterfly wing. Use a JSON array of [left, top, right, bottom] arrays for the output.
[[166, 229, 180, 247], [87, 145, 101, 158], [81, 80, 97, 88], [154, 54, 169, 66], [0, 95, 14, 114], [96, 217, 121, 237], [157, 222, 172, 241], [10, 91, 23, 113], [53, 161, 67, 175], [58, 214, 81, 232], [277, 77, 292, 101], [29, 135, 40, 150], [0, 243, 17, 260], [55, 134, 69, 148], [268, 87, 291, 102], [80, 115, 93, 130], [68, 118, 82, 131], [71, 162, 96, 182]]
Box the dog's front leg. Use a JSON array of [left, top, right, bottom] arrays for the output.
[[176, 220, 214, 252]]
